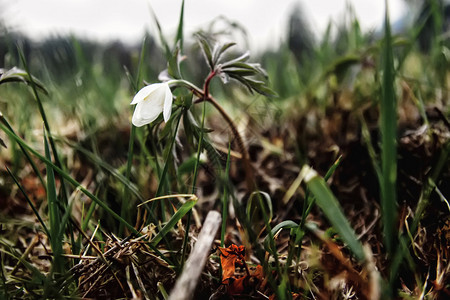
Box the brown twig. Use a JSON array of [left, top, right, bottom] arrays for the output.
[[169, 210, 222, 300]]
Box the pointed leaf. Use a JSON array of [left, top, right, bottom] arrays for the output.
[[175, 0, 185, 50], [150, 196, 198, 247], [196, 35, 214, 70], [0, 67, 48, 94], [301, 165, 366, 262], [212, 42, 236, 65]]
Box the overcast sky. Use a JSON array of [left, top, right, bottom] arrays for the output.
[[1, 0, 406, 49]]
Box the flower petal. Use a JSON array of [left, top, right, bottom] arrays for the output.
[[131, 96, 164, 127], [130, 83, 164, 105], [163, 84, 173, 122]]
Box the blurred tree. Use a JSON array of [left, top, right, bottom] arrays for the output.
[[287, 3, 316, 64]]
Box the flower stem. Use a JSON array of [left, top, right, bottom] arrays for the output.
[[203, 96, 254, 190], [174, 73, 255, 190]]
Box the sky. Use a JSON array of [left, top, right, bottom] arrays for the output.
[[1, 0, 406, 50]]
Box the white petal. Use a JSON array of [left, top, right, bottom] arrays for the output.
[[163, 84, 173, 122], [130, 83, 164, 105], [131, 96, 164, 127]]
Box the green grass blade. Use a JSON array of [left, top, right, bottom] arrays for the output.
[[287, 155, 343, 271], [359, 115, 382, 182], [155, 112, 183, 198], [389, 141, 449, 286], [120, 123, 135, 232], [44, 130, 64, 274], [0, 114, 46, 189], [150, 196, 197, 247], [56, 199, 75, 249], [254, 190, 288, 298], [17, 44, 78, 255], [148, 2, 182, 78], [59, 138, 146, 203], [5, 167, 50, 237], [81, 197, 98, 232], [181, 98, 207, 266], [264, 220, 298, 249], [380, 0, 398, 254], [17, 45, 68, 202], [0, 122, 137, 234], [190, 100, 207, 195], [220, 143, 232, 247], [175, 0, 185, 51], [120, 36, 148, 235], [301, 165, 365, 262], [148, 4, 171, 58]]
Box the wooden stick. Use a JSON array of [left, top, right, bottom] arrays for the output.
[[169, 210, 221, 300]]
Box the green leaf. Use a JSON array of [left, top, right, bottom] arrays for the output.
[[220, 51, 250, 66], [150, 196, 198, 247], [148, 5, 171, 58], [196, 35, 214, 70], [175, 0, 185, 51], [44, 129, 64, 274], [0, 67, 48, 94], [246, 191, 273, 224], [212, 42, 236, 66], [168, 46, 182, 79], [264, 220, 298, 250], [301, 165, 365, 262]]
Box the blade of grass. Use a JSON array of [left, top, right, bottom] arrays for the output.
[[0, 122, 137, 234], [17, 45, 68, 203], [58, 137, 146, 203], [252, 190, 288, 300], [155, 111, 183, 198], [389, 141, 449, 288], [148, 2, 181, 79], [81, 196, 98, 232], [301, 165, 366, 262], [120, 36, 149, 235], [180, 98, 207, 268], [148, 4, 171, 59], [150, 195, 198, 247], [380, 0, 398, 255], [220, 143, 232, 247], [359, 114, 382, 181], [264, 220, 298, 249], [44, 129, 64, 275], [175, 0, 185, 51], [5, 166, 50, 237], [17, 44, 77, 257], [287, 155, 343, 272], [0, 114, 46, 190]]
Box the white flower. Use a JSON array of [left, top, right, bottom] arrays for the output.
[[130, 82, 173, 127]]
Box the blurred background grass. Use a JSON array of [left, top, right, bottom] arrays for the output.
[[0, 0, 449, 298]]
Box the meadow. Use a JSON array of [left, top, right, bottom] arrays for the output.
[[0, 1, 449, 299]]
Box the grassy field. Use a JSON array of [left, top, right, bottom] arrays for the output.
[[0, 1, 449, 299]]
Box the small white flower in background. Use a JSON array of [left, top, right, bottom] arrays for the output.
[[130, 82, 173, 127]]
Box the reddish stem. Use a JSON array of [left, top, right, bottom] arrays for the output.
[[194, 71, 254, 191]]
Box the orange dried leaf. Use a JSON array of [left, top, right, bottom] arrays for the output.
[[227, 276, 247, 295], [218, 244, 246, 281], [250, 264, 264, 279], [220, 252, 238, 280]]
